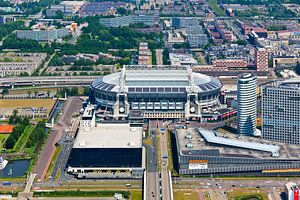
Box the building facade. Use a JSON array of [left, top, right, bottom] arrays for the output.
[[99, 15, 159, 27], [237, 73, 257, 135], [262, 78, 300, 144], [16, 28, 69, 42], [256, 48, 269, 72]]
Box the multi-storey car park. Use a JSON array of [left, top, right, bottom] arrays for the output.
[[90, 66, 223, 120], [174, 127, 300, 176]]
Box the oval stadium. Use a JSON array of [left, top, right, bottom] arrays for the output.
[[91, 66, 222, 120]]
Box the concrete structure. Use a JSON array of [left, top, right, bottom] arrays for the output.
[[0, 53, 47, 77], [67, 106, 145, 178], [169, 53, 198, 66], [256, 48, 269, 72], [237, 73, 257, 136], [99, 14, 159, 28], [262, 78, 300, 144], [16, 28, 69, 42], [91, 66, 222, 120], [175, 127, 300, 176]]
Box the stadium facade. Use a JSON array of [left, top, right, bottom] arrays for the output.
[[91, 66, 222, 120]]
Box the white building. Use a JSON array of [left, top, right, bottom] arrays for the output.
[[237, 73, 257, 136]]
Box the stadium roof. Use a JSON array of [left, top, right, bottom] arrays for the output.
[[92, 66, 222, 93], [73, 123, 143, 149], [197, 128, 280, 157]]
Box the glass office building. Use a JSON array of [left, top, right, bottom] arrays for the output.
[[262, 78, 300, 144]]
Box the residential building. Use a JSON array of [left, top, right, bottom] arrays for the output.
[[99, 14, 159, 27], [262, 78, 300, 144], [237, 73, 257, 136], [255, 48, 269, 72], [16, 28, 69, 42], [0, 53, 47, 77]]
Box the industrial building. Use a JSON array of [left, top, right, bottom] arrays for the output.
[[67, 106, 145, 178], [174, 127, 300, 176], [91, 66, 223, 120], [262, 77, 300, 144]]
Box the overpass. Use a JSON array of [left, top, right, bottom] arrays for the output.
[[0, 76, 100, 88]]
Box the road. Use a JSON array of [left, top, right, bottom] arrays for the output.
[[159, 129, 172, 200], [39, 53, 56, 75], [156, 49, 163, 65], [33, 97, 82, 181]]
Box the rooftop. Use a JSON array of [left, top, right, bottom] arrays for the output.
[[176, 128, 300, 159], [73, 123, 143, 149]]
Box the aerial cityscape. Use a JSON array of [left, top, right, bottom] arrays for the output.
[[0, 0, 299, 200]]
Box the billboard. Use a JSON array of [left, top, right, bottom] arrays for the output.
[[188, 160, 208, 170]]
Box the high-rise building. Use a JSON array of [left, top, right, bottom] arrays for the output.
[[262, 78, 300, 144], [237, 73, 257, 135], [256, 48, 268, 72]]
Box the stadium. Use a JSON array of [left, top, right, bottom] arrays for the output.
[[91, 66, 222, 120]]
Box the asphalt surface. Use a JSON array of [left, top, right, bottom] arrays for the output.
[[33, 97, 82, 181]]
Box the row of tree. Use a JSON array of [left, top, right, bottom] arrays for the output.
[[5, 110, 30, 149]]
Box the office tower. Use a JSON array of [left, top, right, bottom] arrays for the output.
[[256, 48, 268, 72], [262, 78, 300, 144], [237, 73, 257, 135]]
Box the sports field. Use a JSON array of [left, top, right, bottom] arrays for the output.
[[0, 99, 55, 109], [0, 124, 14, 133], [0, 99, 56, 116]]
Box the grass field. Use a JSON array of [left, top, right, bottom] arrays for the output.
[[227, 189, 268, 200], [174, 191, 198, 200], [131, 190, 142, 200], [0, 134, 9, 148], [45, 145, 62, 180], [208, 0, 226, 16]]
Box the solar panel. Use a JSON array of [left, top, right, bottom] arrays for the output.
[[128, 88, 135, 92], [136, 88, 142, 92], [165, 88, 171, 92], [172, 88, 179, 92], [158, 88, 164, 92], [106, 85, 114, 91], [150, 88, 156, 92]]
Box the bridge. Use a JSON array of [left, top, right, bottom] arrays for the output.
[[0, 76, 100, 88]]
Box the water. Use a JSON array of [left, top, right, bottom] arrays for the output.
[[49, 100, 63, 123], [0, 159, 30, 178]]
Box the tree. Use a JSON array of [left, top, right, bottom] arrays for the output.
[[47, 90, 50, 98], [2, 88, 9, 95], [34, 90, 38, 97], [116, 7, 127, 15], [27, 90, 32, 98], [4, 136, 16, 149]]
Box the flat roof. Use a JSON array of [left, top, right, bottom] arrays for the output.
[[176, 128, 300, 159], [73, 123, 143, 149], [197, 128, 280, 157]]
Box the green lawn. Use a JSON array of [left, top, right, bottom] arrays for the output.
[[208, 0, 226, 16], [45, 145, 62, 180], [174, 191, 198, 200], [33, 190, 130, 198], [227, 189, 268, 200], [0, 134, 9, 148], [131, 190, 142, 200]]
